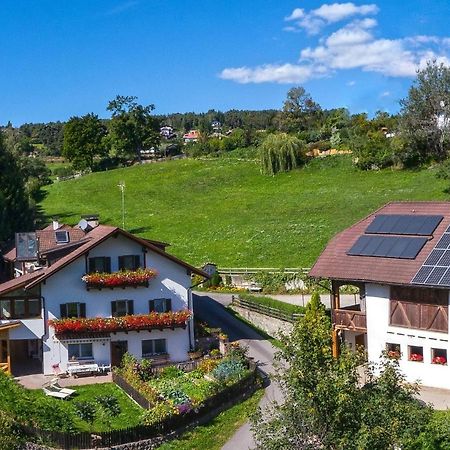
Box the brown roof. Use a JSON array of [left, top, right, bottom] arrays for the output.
[[0, 270, 44, 296], [309, 202, 450, 286], [23, 225, 208, 290]]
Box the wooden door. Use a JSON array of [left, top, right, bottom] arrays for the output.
[[111, 341, 128, 367]]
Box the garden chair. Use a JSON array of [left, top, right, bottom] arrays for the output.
[[49, 379, 76, 396], [42, 387, 72, 399]]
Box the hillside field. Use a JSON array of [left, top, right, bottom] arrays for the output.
[[39, 156, 449, 268]]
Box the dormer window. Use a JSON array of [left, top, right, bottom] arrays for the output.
[[55, 230, 69, 244], [118, 255, 140, 271]]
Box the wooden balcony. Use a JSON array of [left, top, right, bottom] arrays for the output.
[[333, 305, 367, 332]]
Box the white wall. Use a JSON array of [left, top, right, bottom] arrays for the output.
[[40, 234, 193, 374], [365, 283, 450, 389]]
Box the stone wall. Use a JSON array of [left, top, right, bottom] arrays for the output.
[[230, 305, 293, 337]]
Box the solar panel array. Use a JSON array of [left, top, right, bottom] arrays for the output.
[[412, 224, 450, 287], [347, 235, 428, 259], [365, 214, 443, 235]]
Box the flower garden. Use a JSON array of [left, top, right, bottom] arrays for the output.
[[82, 268, 158, 289], [49, 310, 191, 335], [114, 344, 254, 427]]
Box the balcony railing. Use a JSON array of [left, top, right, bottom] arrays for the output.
[[49, 310, 191, 336], [333, 305, 367, 331]]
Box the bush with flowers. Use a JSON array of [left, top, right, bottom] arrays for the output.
[[82, 268, 158, 288], [49, 310, 191, 335]]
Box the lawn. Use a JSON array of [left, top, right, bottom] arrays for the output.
[[39, 156, 449, 267], [157, 387, 264, 450]]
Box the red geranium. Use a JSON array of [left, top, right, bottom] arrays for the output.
[[409, 353, 423, 362], [49, 310, 191, 335], [82, 268, 158, 288], [432, 356, 447, 365]]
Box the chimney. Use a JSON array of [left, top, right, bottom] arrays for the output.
[[52, 218, 60, 230]]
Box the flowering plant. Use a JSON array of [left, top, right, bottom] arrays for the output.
[[432, 356, 447, 365], [387, 350, 401, 360], [409, 353, 423, 362], [49, 310, 191, 335], [82, 268, 158, 288]]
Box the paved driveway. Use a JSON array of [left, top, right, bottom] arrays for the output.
[[193, 292, 282, 450]]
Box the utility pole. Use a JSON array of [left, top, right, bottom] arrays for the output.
[[118, 181, 125, 229]]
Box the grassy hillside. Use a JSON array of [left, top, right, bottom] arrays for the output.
[[39, 156, 448, 267]]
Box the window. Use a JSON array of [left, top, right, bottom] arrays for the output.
[[111, 300, 134, 317], [88, 257, 111, 273], [142, 339, 167, 357], [386, 343, 401, 359], [118, 255, 140, 271], [0, 299, 41, 319], [149, 298, 172, 313], [55, 230, 69, 244], [60, 303, 86, 319], [431, 348, 447, 365], [408, 345, 423, 362], [68, 343, 93, 360]]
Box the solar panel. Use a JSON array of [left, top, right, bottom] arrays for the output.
[[435, 234, 450, 249], [426, 267, 447, 284], [412, 266, 434, 284], [438, 268, 450, 286], [16, 232, 37, 260], [347, 236, 427, 259], [365, 214, 443, 236], [424, 249, 445, 265]]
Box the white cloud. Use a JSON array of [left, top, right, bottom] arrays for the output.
[[220, 4, 450, 84], [347, 80, 356, 86], [285, 8, 304, 21], [380, 91, 390, 97], [285, 2, 379, 35], [312, 2, 378, 23]]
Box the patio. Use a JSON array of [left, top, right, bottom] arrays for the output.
[[16, 372, 112, 390]]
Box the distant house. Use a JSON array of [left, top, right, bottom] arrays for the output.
[[310, 202, 450, 389], [183, 130, 200, 143], [0, 219, 207, 376]]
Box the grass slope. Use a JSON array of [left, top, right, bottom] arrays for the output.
[[40, 156, 448, 267]]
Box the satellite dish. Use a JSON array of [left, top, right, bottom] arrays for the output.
[[78, 219, 90, 231]]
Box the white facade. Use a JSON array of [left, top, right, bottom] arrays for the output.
[[3, 232, 196, 375], [365, 283, 450, 389]]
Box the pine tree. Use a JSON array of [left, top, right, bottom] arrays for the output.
[[0, 132, 33, 243]]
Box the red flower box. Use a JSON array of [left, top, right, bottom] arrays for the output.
[[409, 353, 423, 362], [49, 310, 191, 335], [82, 268, 158, 289], [432, 356, 447, 365]]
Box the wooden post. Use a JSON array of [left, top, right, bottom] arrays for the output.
[[332, 328, 340, 358], [6, 337, 11, 375]]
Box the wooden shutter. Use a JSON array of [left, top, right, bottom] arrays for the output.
[[79, 303, 86, 318], [133, 255, 140, 269], [111, 301, 117, 317], [149, 300, 155, 312], [88, 258, 95, 273], [118, 256, 125, 270], [105, 257, 111, 273], [165, 299, 172, 312], [60, 304, 68, 318], [127, 300, 134, 315]]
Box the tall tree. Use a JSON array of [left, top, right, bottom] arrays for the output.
[[277, 86, 322, 133], [107, 95, 160, 161], [0, 132, 33, 242], [63, 113, 107, 171], [260, 133, 306, 175], [251, 292, 431, 449], [400, 60, 450, 163]]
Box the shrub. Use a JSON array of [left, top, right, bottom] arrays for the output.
[[74, 401, 96, 425], [0, 410, 22, 450], [141, 402, 179, 426], [95, 395, 121, 417], [212, 359, 246, 383]]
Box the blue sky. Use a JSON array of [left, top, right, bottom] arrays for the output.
[[1, 0, 449, 125]]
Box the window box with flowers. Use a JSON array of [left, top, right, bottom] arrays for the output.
[[408, 346, 424, 362], [49, 310, 191, 336], [431, 348, 447, 365], [386, 343, 401, 360], [82, 268, 158, 290]]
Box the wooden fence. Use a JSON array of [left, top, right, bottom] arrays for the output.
[[25, 362, 258, 450], [231, 296, 304, 323]]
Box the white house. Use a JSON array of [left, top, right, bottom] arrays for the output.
[[310, 202, 450, 389], [0, 221, 207, 376]]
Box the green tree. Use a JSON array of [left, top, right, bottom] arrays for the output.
[[400, 60, 450, 164], [107, 95, 160, 162], [251, 292, 431, 450], [277, 86, 322, 133], [0, 132, 33, 243], [260, 133, 306, 175], [63, 113, 107, 171]]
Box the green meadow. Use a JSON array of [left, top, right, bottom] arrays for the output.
[[40, 156, 448, 267]]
